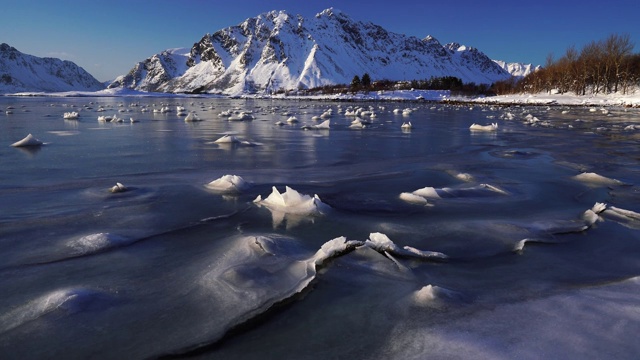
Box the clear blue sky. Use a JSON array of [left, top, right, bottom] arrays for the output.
[[3, 0, 639, 82]]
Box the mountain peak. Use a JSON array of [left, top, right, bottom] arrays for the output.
[[110, 9, 512, 95], [316, 7, 345, 18]]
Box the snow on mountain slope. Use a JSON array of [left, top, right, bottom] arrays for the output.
[[493, 60, 541, 78], [0, 43, 104, 93], [109, 8, 514, 95]]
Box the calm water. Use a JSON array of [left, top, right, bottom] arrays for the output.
[[1, 96, 640, 359]]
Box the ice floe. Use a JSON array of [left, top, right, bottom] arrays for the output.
[[572, 172, 625, 186], [469, 123, 498, 131], [205, 175, 250, 193], [365, 232, 448, 261], [410, 284, 464, 306], [301, 120, 330, 130], [254, 186, 329, 216], [184, 112, 201, 122], [109, 182, 128, 193], [400, 183, 508, 204], [11, 133, 43, 147], [63, 111, 79, 119], [212, 134, 261, 146]]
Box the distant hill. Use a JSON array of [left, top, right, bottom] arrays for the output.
[[0, 43, 104, 93], [109, 8, 517, 95]]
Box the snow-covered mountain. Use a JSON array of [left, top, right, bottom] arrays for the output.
[[109, 8, 514, 95], [0, 43, 104, 93], [493, 60, 541, 78]]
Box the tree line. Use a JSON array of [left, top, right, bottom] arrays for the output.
[[292, 75, 492, 96], [495, 33, 640, 95]]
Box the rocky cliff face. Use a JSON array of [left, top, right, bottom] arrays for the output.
[[0, 43, 104, 93], [110, 8, 513, 95]]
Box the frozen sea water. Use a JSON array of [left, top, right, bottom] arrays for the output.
[[1, 97, 640, 359]]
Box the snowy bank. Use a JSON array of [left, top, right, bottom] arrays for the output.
[[461, 91, 640, 107], [4, 87, 640, 107]]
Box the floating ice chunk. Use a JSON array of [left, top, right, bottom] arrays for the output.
[[411, 284, 464, 307], [365, 232, 448, 260], [11, 133, 43, 147], [320, 109, 333, 119], [582, 202, 607, 225], [501, 112, 515, 120], [184, 112, 201, 122], [452, 172, 474, 182], [349, 118, 366, 129], [605, 206, 640, 221], [214, 135, 240, 144], [205, 175, 250, 193], [602, 205, 640, 229], [109, 182, 128, 193], [399, 192, 430, 205], [412, 186, 441, 199], [402, 246, 449, 260], [470, 123, 498, 131], [302, 120, 330, 130], [228, 112, 254, 121], [218, 110, 232, 117], [63, 111, 79, 119], [401, 184, 508, 205], [312, 236, 364, 266], [253, 186, 329, 216], [573, 172, 625, 186]]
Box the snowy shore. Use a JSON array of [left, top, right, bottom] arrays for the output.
[[4, 87, 640, 107]]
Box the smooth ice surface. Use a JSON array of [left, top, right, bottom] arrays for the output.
[[1, 97, 640, 359]]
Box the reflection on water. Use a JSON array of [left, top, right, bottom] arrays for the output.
[[1, 97, 640, 359]]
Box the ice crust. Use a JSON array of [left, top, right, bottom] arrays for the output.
[[67, 233, 131, 255], [0, 288, 111, 334]]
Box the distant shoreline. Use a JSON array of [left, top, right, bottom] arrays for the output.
[[2, 88, 639, 108]]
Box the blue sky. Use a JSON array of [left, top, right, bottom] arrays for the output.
[[3, 0, 639, 81]]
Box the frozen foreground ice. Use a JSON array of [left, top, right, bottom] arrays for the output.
[[1, 96, 640, 359]]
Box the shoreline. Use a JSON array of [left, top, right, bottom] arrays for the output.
[[2, 88, 639, 108]]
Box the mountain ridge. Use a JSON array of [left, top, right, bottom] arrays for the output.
[[109, 8, 533, 95], [0, 43, 104, 93]]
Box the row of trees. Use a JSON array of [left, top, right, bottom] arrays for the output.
[[498, 33, 639, 95], [296, 75, 494, 96]]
